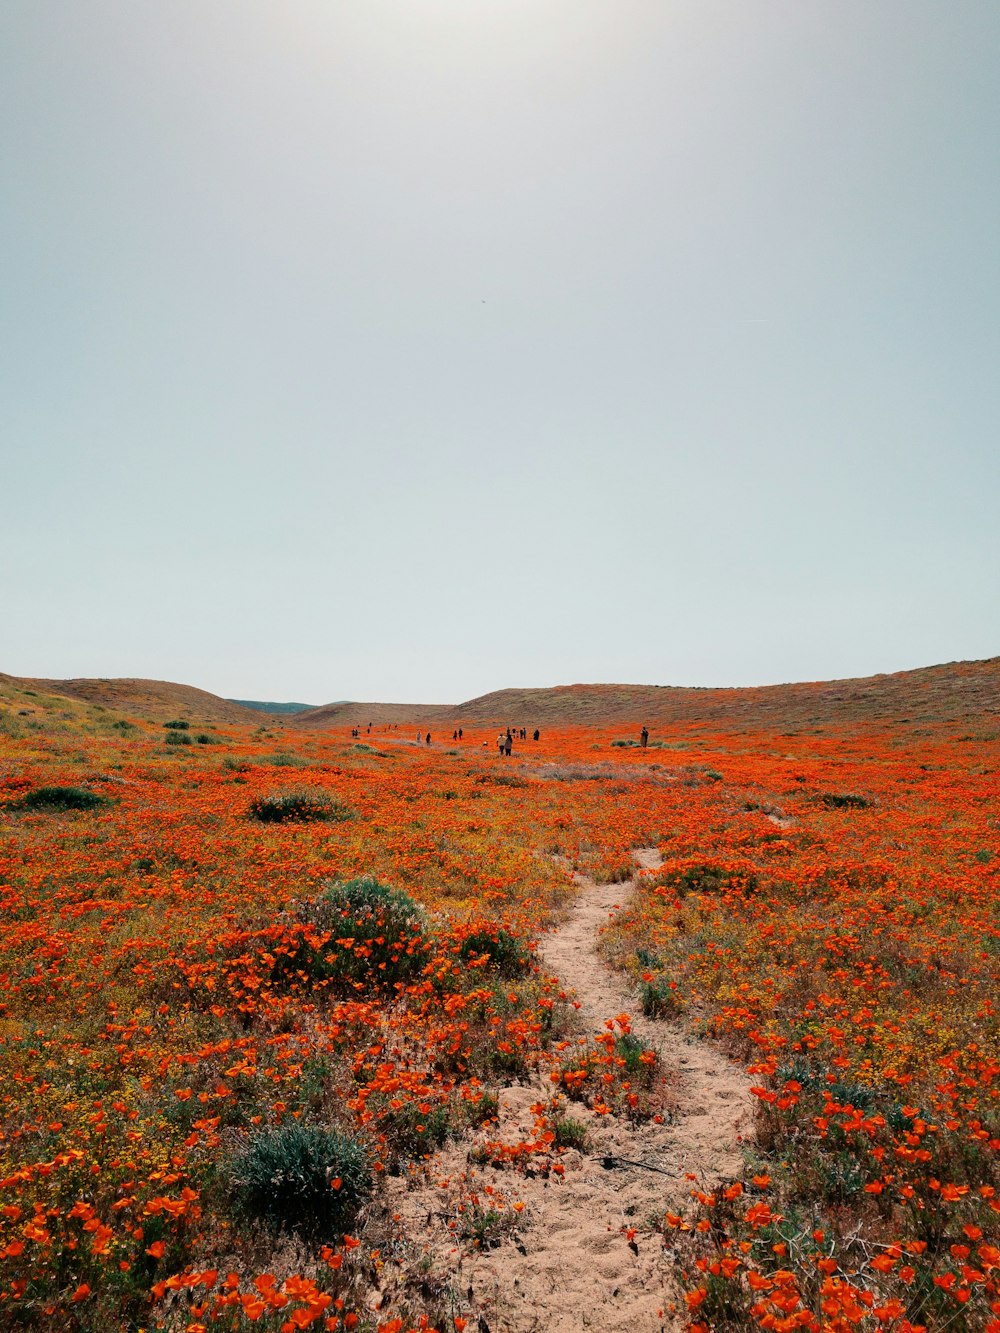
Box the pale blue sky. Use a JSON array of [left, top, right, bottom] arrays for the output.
[[3, 1, 998, 703]]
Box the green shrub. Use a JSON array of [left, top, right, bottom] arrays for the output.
[[660, 862, 757, 896], [281, 877, 428, 991], [14, 785, 108, 812], [818, 791, 871, 810], [195, 732, 217, 745], [378, 1100, 453, 1166], [248, 791, 352, 823], [163, 719, 190, 730], [594, 862, 632, 884], [165, 731, 193, 745], [459, 928, 531, 977], [551, 1114, 590, 1151], [460, 1204, 511, 1250], [640, 976, 682, 1019], [232, 1123, 370, 1236], [615, 1033, 657, 1086]]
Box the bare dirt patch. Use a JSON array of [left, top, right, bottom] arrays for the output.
[[376, 850, 752, 1332]]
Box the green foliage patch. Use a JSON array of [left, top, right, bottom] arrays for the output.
[[248, 791, 352, 823], [818, 791, 871, 810], [277, 877, 429, 992], [13, 785, 109, 812], [231, 1123, 370, 1236], [459, 927, 531, 977]]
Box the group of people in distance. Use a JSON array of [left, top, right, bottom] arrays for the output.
[[406, 726, 541, 754], [346, 724, 548, 751], [349, 722, 647, 750], [495, 726, 540, 755]]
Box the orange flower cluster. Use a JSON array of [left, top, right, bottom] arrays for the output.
[[0, 711, 996, 1329]]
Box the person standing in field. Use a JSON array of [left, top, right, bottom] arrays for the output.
[[504, 730, 513, 757], [417, 731, 422, 744], [426, 732, 431, 745], [640, 726, 649, 748], [497, 732, 505, 756], [533, 729, 539, 741]]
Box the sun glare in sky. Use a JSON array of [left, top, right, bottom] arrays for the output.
[[2, 1, 997, 702]]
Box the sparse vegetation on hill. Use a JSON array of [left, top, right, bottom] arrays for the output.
[[2, 671, 259, 724], [287, 656, 1000, 733], [228, 698, 318, 715]]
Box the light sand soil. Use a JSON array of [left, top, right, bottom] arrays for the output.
[[379, 850, 752, 1333]]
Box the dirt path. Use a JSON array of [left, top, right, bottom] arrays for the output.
[[381, 850, 752, 1333], [541, 848, 752, 1185]]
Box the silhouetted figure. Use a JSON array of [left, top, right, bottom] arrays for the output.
[[453, 730, 458, 741], [533, 729, 540, 741], [417, 731, 422, 744], [458, 728, 463, 739], [640, 726, 649, 749], [426, 732, 431, 745]]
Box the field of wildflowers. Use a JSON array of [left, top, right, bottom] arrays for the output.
[[0, 685, 997, 1331]]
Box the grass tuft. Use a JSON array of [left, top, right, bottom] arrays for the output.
[[231, 1123, 370, 1236], [248, 791, 352, 823]]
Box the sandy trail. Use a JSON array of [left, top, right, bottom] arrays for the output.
[[382, 850, 752, 1333], [541, 849, 752, 1185]]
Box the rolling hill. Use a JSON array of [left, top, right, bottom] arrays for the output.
[[1, 674, 261, 724], [290, 657, 1000, 732], [3, 657, 997, 733]]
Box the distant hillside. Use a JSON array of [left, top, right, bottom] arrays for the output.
[[452, 659, 1000, 731], [3, 674, 260, 724], [294, 701, 453, 728], [5, 658, 997, 734], [228, 699, 318, 715], [291, 658, 1000, 733]]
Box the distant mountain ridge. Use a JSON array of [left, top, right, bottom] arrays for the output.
[[227, 699, 319, 715]]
